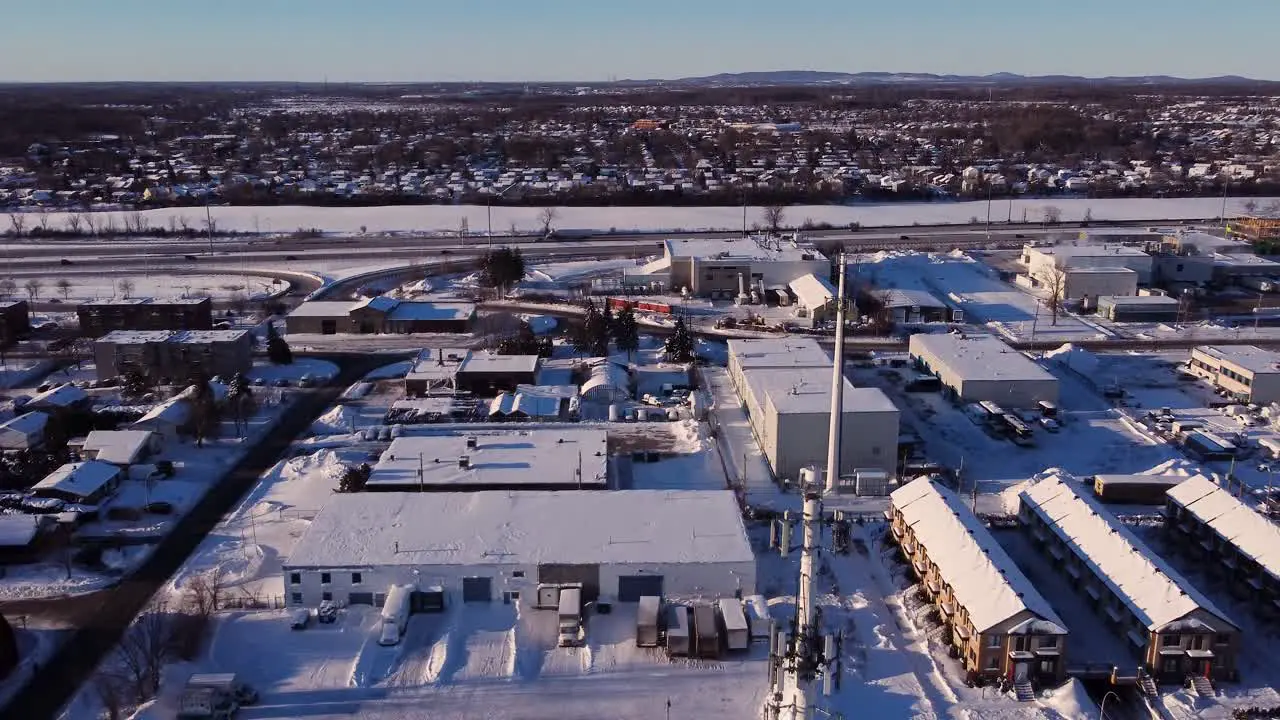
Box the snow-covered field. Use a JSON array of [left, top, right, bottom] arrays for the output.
[[18, 273, 282, 303], [20, 197, 1275, 235]]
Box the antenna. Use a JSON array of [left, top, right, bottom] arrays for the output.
[[824, 254, 847, 495]]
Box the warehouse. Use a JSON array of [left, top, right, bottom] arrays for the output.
[[1021, 244, 1154, 284], [455, 351, 540, 394], [1096, 295, 1180, 322], [878, 288, 955, 324], [1164, 475, 1280, 614], [1186, 345, 1280, 404], [285, 297, 476, 335], [403, 347, 468, 396], [366, 430, 608, 491], [739, 365, 898, 484], [726, 337, 833, 397], [909, 333, 1058, 407], [282, 490, 756, 607], [1019, 474, 1239, 684], [890, 478, 1067, 687], [786, 273, 837, 327], [1061, 267, 1139, 301], [656, 236, 828, 300]]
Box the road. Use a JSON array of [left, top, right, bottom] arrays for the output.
[[0, 353, 407, 720]]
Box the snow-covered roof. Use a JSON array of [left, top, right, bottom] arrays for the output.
[[96, 329, 248, 345], [81, 297, 208, 307], [26, 383, 89, 409], [350, 295, 399, 313], [1019, 473, 1236, 632], [366, 430, 608, 489], [0, 411, 49, 436], [1063, 266, 1138, 276], [286, 490, 753, 569], [909, 334, 1057, 384], [286, 301, 358, 318], [879, 288, 947, 309], [1192, 345, 1280, 375], [788, 273, 836, 310], [580, 360, 630, 401], [458, 351, 539, 375], [32, 461, 121, 501], [488, 392, 564, 418], [515, 384, 579, 399], [747, 367, 898, 416], [1028, 244, 1149, 260], [133, 396, 190, 428], [665, 237, 822, 263], [387, 301, 476, 322], [1167, 475, 1280, 582], [728, 337, 832, 371], [96, 330, 174, 344], [0, 514, 43, 548], [168, 329, 249, 344], [405, 348, 468, 383], [81, 430, 155, 465], [891, 479, 1065, 634], [1097, 295, 1179, 308]]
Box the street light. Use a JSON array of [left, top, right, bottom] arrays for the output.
[[487, 181, 522, 249], [1099, 690, 1119, 719]]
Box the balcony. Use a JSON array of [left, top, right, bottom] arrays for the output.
[[940, 600, 957, 617]]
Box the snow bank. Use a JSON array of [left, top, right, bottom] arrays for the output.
[[1044, 343, 1100, 375], [311, 405, 358, 435], [1039, 678, 1100, 719], [339, 382, 373, 400]]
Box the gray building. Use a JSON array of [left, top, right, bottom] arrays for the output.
[[77, 297, 213, 337], [286, 298, 475, 335], [94, 329, 253, 381], [1096, 295, 1180, 322], [909, 333, 1058, 407]]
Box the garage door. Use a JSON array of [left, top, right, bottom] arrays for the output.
[[538, 564, 600, 602], [462, 576, 492, 603], [347, 592, 375, 606], [617, 575, 664, 602]]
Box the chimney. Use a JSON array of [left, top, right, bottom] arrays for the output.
[[458, 455, 470, 469]]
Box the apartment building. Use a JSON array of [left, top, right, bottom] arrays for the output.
[[1186, 345, 1280, 404], [1164, 475, 1280, 615], [94, 329, 252, 381], [0, 300, 30, 346], [1019, 474, 1240, 684], [77, 297, 213, 336], [889, 478, 1067, 688]]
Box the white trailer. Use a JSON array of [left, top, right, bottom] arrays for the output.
[[666, 604, 690, 657], [558, 586, 584, 647], [378, 584, 412, 646], [636, 595, 661, 648], [717, 598, 749, 652]]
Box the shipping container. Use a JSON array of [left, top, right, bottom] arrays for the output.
[[636, 595, 661, 648], [717, 598, 749, 652], [692, 604, 720, 659], [1092, 474, 1186, 504], [666, 604, 690, 657]]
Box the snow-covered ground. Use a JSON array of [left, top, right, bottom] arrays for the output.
[[21, 197, 1275, 235], [18, 273, 283, 303], [246, 358, 339, 385]]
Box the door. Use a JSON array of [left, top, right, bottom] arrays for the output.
[[321, 319, 337, 335], [462, 576, 492, 603], [1014, 662, 1029, 683], [538, 564, 600, 602], [617, 575, 664, 602]]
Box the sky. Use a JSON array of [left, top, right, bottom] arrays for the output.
[[4, 0, 1278, 83]]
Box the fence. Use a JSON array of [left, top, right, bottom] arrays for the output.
[[216, 593, 286, 611]]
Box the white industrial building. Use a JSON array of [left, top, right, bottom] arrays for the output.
[[283, 490, 755, 607], [909, 333, 1059, 407], [727, 338, 899, 484], [366, 430, 609, 491], [1021, 244, 1154, 285], [628, 236, 828, 300], [1187, 345, 1280, 405], [786, 273, 838, 326]]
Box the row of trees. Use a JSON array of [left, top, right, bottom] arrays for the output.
[[569, 300, 640, 359]]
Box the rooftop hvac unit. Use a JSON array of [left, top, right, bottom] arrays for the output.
[[466, 436, 478, 450], [458, 455, 470, 469]]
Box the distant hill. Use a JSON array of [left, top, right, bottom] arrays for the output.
[[627, 70, 1265, 87]]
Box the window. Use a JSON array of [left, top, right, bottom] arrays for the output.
[[986, 635, 1001, 649], [1038, 636, 1057, 649], [1215, 634, 1231, 645], [512, 570, 525, 578], [986, 656, 1000, 671], [1161, 634, 1180, 647], [321, 591, 332, 602], [320, 572, 331, 584], [290, 592, 302, 605], [290, 572, 301, 585], [352, 572, 362, 585]]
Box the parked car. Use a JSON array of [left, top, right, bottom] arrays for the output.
[[317, 600, 338, 624], [1039, 417, 1061, 433], [290, 608, 310, 630]]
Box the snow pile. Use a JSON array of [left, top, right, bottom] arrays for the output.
[[339, 382, 373, 400], [362, 360, 411, 380], [311, 405, 357, 435], [997, 478, 1036, 515], [1038, 678, 1099, 719], [1044, 343, 1100, 375], [669, 419, 710, 454], [522, 314, 557, 334], [1141, 458, 1203, 477]]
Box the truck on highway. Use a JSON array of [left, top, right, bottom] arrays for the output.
[[542, 228, 597, 241]]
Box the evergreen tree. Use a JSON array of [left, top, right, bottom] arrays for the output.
[[186, 373, 220, 448], [612, 306, 640, 361], [121, 370, 151, 399], [265, 323, 293, 365], [583, 300, 610, 357], [497, 320, 541, 356], [664, 317, 695, 363], [479, 247, 526, 294], [571, 300, 598, 357]]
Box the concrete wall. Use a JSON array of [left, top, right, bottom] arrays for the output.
[[955, 377, 1059, 407], [284, 559, 755, 608], [1024, 246, 1153, 284], [766, 405, 898, 482], [1064, 269, 1137, 300]]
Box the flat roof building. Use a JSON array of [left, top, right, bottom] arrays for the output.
[[909, 333, 1058, 407], [1018, 473, 1239, 684], [0, 300, 30, 346], [1096, 295, 1180, 323], [890, 478, 1067, 687], [285, 297, 475, 335], [455, 351, 540, 395], [366, 430, 608, 491], [283, 490, 756, 606], [1187, 345, 1280, 404], [93, 328, 252, 382], [77, 297, 212, 337], [1021, 244, 1153, 285], [660, 236, 828, 300]]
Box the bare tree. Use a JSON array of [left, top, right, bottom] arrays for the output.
[[56, 278, 73, 301], [762, 204, 786, 234], [1083, 207, 1094, 224], [22, 278, 41, 301], [183, 568, 227, 617], [103, 215, 118, 237], [1035, 263, 1068, 326], [1242, 199, 1260, 216], [115, 600, 175, 702], [8, 213, 25, 237], [129, 210, 146, 235], [228, 290, 248, 314], [0, 279, 15, 299], [67, 212, 83, 235], [458, 216, 469, 238], [82, 212, 96, 236], [177, 215, 190, 234], [508, 221, 519, 237], [168, 215, 177, 234], [1042, 205, 1063, 225], [37, 210, 50, 233], [1264, 200, 1280, 218], [93, 671, 128, 720], [117, 278, 135, 299], [537, 206, 558, 237]]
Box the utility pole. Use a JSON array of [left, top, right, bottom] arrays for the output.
[[205, 201, 215, 255], [824, 254, 847, 495]]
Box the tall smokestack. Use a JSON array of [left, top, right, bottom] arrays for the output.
[[825, 254, 847, 495]]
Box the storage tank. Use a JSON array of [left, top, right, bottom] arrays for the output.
[[608, 404, 621, 422]]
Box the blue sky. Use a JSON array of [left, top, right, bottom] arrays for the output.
[[5, 0, 1277, 82]]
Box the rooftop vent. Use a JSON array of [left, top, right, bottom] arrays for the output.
[[458, 455, 470, 469], [466, 436, 478, 450]]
